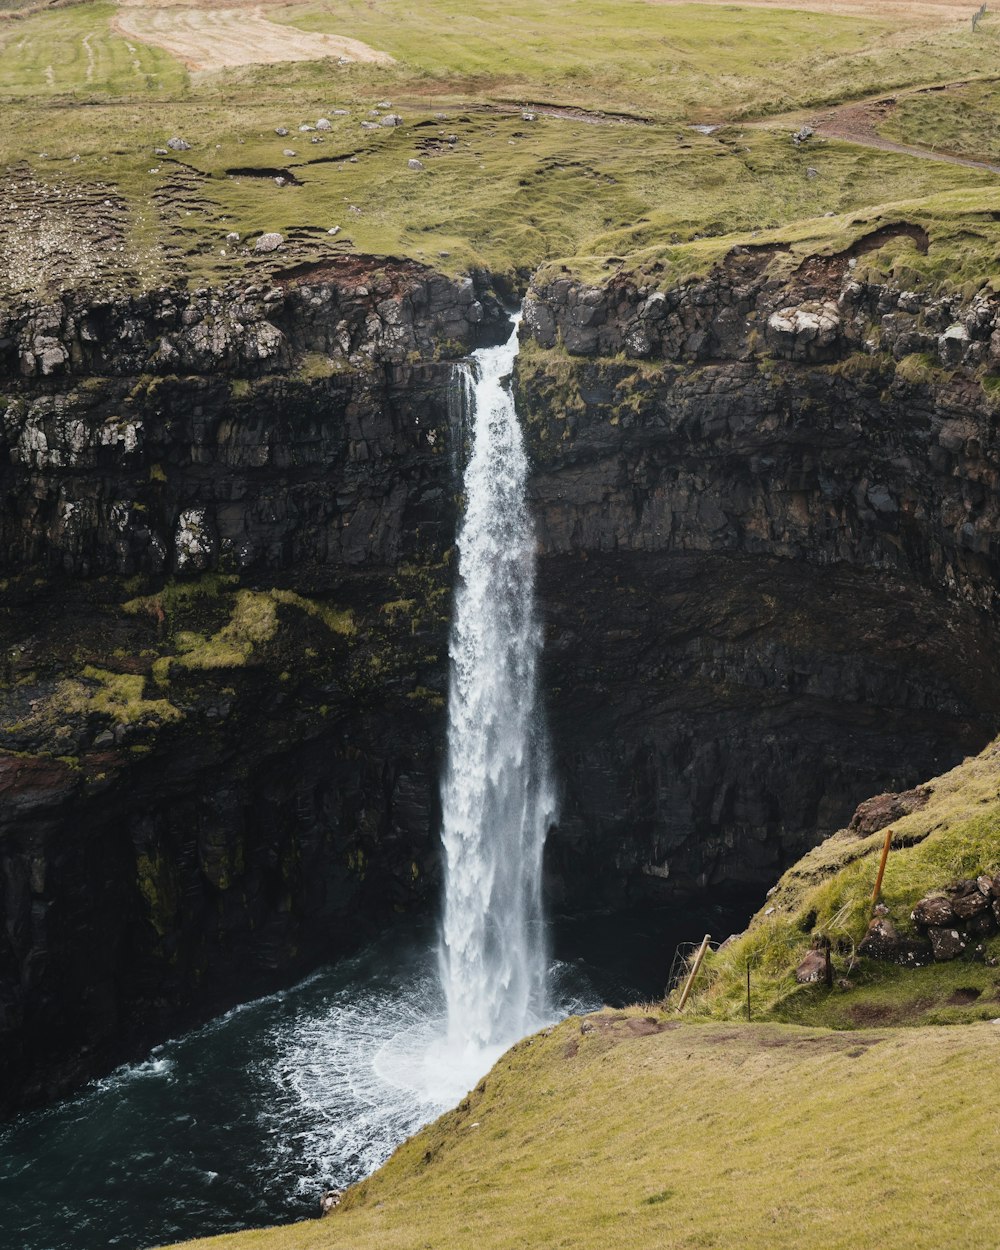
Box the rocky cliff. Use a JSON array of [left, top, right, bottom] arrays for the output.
[[519, 235, 1000, 904], [0, 259, 507, 1113], [3, 238, 1000, 1114]]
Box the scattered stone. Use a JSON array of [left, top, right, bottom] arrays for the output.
[[275, 126, 289, 136], [859, 916, 932, 967], [407, 158, 424, 171], [316, 118, 333, 130], [153, 146, 168, 157], [253, 232, 284, 253], [166, 137, 191, 151], [92, 730, 115, 749], [361, 121, 379, 130], [792, 124, 814, 145], [327, 226, 340, 235], [927, 926, 967, 962], [849, 786, 930, 835], [522, 111, 538, 121], [376, 100, 392, 108], [274, 177, 287, 187], [912, 893, 956, 927], [806, 167, 819, 179], [225, 232, 240, 243], [381, 114, 403, 127], [282, 148, 296, 157], [299, 123, 316, 132], [332, 108, 349, 116]]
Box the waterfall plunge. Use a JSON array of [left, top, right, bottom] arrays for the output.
[[439, 317, 555, 1069]]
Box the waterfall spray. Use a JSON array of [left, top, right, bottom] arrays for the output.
[[439, 316, 555, 1059]]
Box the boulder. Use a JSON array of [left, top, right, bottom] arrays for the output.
[[950, 882, 989, 920], [938, 323, 970, 366], [911, 892, 955, 927], [766, 301, 841, 361], [927, 926, 967, 962], [794, 946, 830, 984], [316, 118, 333, 131], [858, 916, 933, 966], [407, 159, 424, 171], [253, 233, 284, 253], [166, 137, 191, 151]]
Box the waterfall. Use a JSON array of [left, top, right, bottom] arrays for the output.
[[438, 316, 555, 1064]]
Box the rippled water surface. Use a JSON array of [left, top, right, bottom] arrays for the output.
[[1, 898, 752, 1250]]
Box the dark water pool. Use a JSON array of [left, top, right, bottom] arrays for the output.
[[0, 893, 753, 1250]]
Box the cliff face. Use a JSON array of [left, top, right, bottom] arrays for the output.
[[3, 243, 1000, 1114], [0, 260, 507, 1112], [519, 244, 1000, 903]]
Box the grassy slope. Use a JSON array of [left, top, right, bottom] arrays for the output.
[[878, 74, 1000, 161], [2, 1, 1000, 295], [169, 1014, 1000, 1250], [680, 738, 1000, 1028]]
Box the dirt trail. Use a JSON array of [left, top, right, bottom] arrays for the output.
[[112, 7, 394, 72], [745, 82, 1000, 175], [810, 95, 1000, 174]]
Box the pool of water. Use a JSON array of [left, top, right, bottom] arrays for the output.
[[0, 894, 753, 1250]]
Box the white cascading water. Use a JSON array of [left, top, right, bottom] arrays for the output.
[[438, 316, 555, 1074], [256, 318, 581, 1198]]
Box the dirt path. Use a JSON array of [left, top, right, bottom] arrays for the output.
[[810, 94, 1000, 174], [810, 90, 1000, 173], [112, 7, 394, 72], [744, 82, 1000, 175]]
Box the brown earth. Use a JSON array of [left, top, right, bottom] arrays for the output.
[[111, 6, 394, 72]]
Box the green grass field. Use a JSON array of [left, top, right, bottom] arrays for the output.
[[165, 1013, 1000, 1250], [2, 0, 1000, 297]]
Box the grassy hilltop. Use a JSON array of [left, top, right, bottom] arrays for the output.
[[2, 0, 1000, 295]]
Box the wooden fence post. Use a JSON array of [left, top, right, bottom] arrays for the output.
[[677, 933, 711, 1011], [871, 826, 893, 905]]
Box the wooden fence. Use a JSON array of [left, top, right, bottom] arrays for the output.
[[972, 3, 988, 32]]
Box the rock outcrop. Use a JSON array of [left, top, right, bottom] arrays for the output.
[[3, 239, 1000, 1113], [519, 244, 1000, 904]]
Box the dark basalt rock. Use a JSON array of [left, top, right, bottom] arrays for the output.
[[849, 788, 931, 837], [858, 917, 933, 967], [3, 250, 1000, 1112]]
